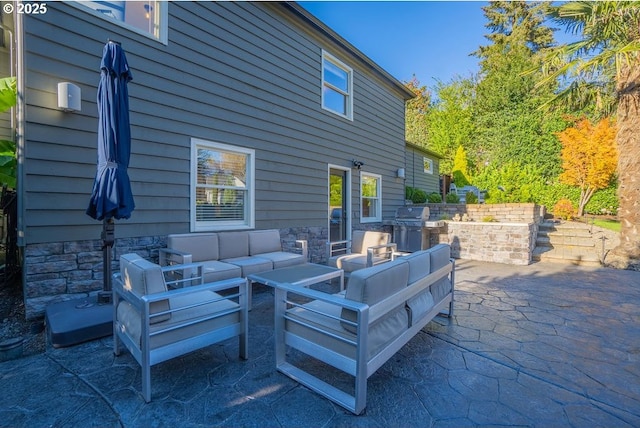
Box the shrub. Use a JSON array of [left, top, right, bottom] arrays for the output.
[[411, 188, 427, 203], [427, 192, 442, 203], [482, 215, 496, 222], [553, 198, 575, 220], [445, 192, 460, 203], [465, 191, 478, 204], [405, 186, 414, 201]]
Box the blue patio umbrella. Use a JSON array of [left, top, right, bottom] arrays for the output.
[[86, 41, 134, 298], [87, 40, 134, 221]]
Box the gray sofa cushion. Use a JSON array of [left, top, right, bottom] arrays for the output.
[[167, 233, 219, 262], [119, 254, 170, 324], [257, 251, 306, 269], [201, 260, 242, 283], [223, 256, 273, 277], [249, 229, 282, 255], [341, 259, 409, 334], [218, 232, 250, 260], [351, 230, 390, 254], [116, 289, 240, 348], [286, 295, 408, 360], [404, 250, 435, 326]]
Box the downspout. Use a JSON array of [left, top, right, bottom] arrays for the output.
[[3, 13, 26, 266], [13, 12, 24, 249]]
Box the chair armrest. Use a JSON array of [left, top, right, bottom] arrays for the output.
[[142, 277, 248, 304], [327, 240, 351, 258], [295, 240, 309, 260], [366, 243, 397, 267], [161, 262, 205, 288], [159, 248, 193, 266]]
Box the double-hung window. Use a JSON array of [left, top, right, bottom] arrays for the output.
[[191, 138, 255, 231], [360, 172, 382, 223], [322, 51, 353, 120]]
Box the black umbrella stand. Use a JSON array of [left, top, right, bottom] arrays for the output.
[[44, 219, 115, 348]]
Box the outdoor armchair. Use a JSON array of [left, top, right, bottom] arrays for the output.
[[112, 253, 249, 402], [327, 230, 396, 276]]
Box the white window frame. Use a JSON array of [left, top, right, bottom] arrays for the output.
[[69, 1, 168, 44], [360, 171, 382, 223], [321, 50, 353, 120], [190, 138, 255, 232]]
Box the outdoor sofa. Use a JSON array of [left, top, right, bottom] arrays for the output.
[[270, 243, 455, 414], [159, 229, 308, 304]]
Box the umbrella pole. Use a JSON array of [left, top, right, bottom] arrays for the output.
[[98, 217, 115, 304]]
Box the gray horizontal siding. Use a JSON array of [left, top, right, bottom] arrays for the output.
[[405, 146, 440, 194], [23, 2, 408, 244]]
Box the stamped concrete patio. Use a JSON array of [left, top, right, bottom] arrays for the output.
[[1, 259, 639, 427]]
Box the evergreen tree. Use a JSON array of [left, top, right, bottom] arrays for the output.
[[473, 1, 566, 179]]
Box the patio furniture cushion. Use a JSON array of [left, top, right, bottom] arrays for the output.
[[248, 229, 282, 255], [341, 259, 409, 335], [286, 296, 408, 360], [351, 230, 390, 254], [167, 233, 219, 262], [222, 256, 273, 277], [201, 260, 242, 283], [116, 289, 240, 349], [218, 231, 250, 260], [119, 253, 170, 324], [404, 251, 435, 326], [256, 251, 306, 269]]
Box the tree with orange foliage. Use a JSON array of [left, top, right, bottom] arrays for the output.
[[557, 118, 617, 217]]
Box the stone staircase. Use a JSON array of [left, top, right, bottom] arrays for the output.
[[533, 220, 612, 266]]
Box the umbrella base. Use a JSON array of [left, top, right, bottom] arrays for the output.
[[45, 296, 112, 348]]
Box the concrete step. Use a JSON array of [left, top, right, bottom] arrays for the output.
[[532, 246, 602, 266], [533, 220, 603, 266]]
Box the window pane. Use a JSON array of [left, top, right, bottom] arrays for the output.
[[362, 176, 379, 198], [323, 87, 347, 115], [196, 188, 246, 221], [78, 1, 160, 38], [362, 198, 377, 218], [197, 148, 247, 187], [323, 60, 348, 92]]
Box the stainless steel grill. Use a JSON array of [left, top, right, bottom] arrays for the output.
[[388, 206, 445, 252]]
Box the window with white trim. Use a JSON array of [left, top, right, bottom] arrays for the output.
[[423, 157, 434, 174], [322, 51, 353, 120], [71, 1, 167, 43], [191, 138, 255, 231], [360, 172, 382, 223]]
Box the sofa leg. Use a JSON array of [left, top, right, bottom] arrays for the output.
[[142, 364, 151, 403]]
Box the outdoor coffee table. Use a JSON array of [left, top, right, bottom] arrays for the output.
[[247, 263, 344, 292]]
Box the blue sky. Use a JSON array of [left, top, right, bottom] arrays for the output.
[[300, 2, 574, 88]]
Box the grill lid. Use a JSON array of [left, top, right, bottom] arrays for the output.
[[394, 206, 430, 221]]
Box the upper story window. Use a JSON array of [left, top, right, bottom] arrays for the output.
[[322, 51, 353, 120], [191, 138, 255, 232], [71, 1, 167, 43], [361, 172, 382, 223], [423, 157, 434, 174]]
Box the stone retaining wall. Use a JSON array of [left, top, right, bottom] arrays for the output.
[[433, 222, 538, 265], [426, 203, 545, 224]]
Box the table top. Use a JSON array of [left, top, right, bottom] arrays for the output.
[[247, 263, 342, 288]]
